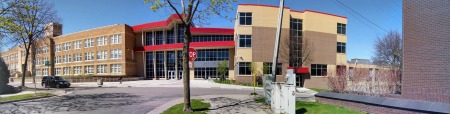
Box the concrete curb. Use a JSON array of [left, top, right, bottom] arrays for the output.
[[0, 90, 73, 104], [147, 94, 256, 114]]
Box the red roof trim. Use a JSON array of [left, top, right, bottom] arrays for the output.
[[132, 14, 182, 31], [191, 28, 234, 35], [238, 4, 347, 19], [134, 41, 235, 51]]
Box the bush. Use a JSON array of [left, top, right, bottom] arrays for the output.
[[0, 58, 10, 85]]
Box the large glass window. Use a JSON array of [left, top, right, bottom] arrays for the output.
[[311, 64, 327, 76], [63, 55, 71, 63], [73, 66, 82, 75], [155, 31, 164, 45], [263, 62, 282, 75], [191, 35, 234, 42], [238, 35, 252, 47], [97, 50, 107, 60], [74, 53, 82, 62], [146, 52, 155, 79], [289, 18, 303, 67], [63, 67, 70, 76], [196, 49, 229, 61], [55, 68, 61, 75], [239, 12, 252, 25], [55, 44, 61, 52], [55, 56, 61, 64], [177, 24, 185, 43], [145, 32, 153, 46], [85, 52, 94, 61], [64, 42, 71, 50], [167, 30, 175, 44], [73, 40, 82, 49], [194, 49, 229, 79], [177, 51, 183, 72], [337, 23, 346, 35], [167, 51, 176, 74], [156, 52, 165, 78], [337, 42, 346, 53], [238, 62, 251, 75]]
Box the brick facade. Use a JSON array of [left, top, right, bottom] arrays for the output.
[[402, 0, 450, 103]]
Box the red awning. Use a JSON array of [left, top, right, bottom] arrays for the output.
[[296, 67, 309, 74]]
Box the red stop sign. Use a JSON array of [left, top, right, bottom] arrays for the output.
[[189, 48, 197, 61]]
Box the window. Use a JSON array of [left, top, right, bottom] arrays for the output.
[[111, 64, 122, 73], [97, 50, 107, 60], [42, 58, 49, 65], [337, 23, 346, 35], [43, 68, 48, 76], [63, 67, 71, 75], [35, 58, 41, 65], [97, 65, 107, 74], [42, 46, 48, 54], [97, 36, 107, 46], [110, 34, 122, 44], [55, 56, 61, 64], [290, 18, 303, 37], [74, 66, 82, 75], [145, 32, 153, 46], [155, 31, 164, 45], [238, 62, 251, 75], [336, 65, 346, 76], [196, 49, 229, 61], [55, 44, 61, 52], [85, 52, 94, 61], [239, 12, 252, 25], [191, 35, 234, 42], [110, 49, 122, 59], [84, 65, 94, 74], [166, 30, 175, 44], [264, 62, 282, 75], [74, 53, 82, 62], [84, 38, 94, 48], [337, 42, 346, 53], [36, 69, 41, 76], [64, 42, 71, 51], [311, 64, 327, 76], [55, 68, 61, 75], [177, 24, 185, 43], [73, 40, 82, 49], [238, 35, 252, 47], [63, 55, 71, 63], [155, 52, 164, 78]]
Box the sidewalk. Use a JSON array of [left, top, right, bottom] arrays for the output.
[[148, 94, 271, 114], [70, 80, 264, 90]]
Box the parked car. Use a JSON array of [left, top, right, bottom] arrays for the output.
[[41, 76, 71, 88]]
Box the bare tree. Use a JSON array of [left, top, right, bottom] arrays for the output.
[[279, 36, 314, 70], [144, 0, 236, 112], [372, 30, 402, 93], [2, 0, 60, 88]]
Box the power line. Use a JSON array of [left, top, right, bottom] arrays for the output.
[[332, 0, 382, 35], [335, 0, 388, 33]]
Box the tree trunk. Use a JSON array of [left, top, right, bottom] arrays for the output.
[[21, 49, 29, 88], [182, 25, 192, 112]]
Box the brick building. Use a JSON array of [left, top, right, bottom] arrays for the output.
[[403, 0, 450, 103], [1, 4, 348, 89]]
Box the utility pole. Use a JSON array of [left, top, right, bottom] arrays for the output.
[[272, 0, 285, 82]]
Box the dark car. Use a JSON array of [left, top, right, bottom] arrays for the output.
[[41, 76, 71, 88]]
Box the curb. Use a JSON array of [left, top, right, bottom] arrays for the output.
[[0, 90, 73, 104]]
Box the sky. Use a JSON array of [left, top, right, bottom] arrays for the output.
[[46, 0, 402, 61]]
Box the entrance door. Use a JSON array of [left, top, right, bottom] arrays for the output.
[[178, 71, 183, 80], [168, 70, 175, 80]]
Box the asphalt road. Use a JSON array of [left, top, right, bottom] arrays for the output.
[[0, 87, 261, 114]]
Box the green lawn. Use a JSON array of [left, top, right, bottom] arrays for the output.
[[0, 92, 54, 102], [213, 79, 263, 87], [296, 101, 364, 114], [162, 99, 211, 114], [308, 88, 330, 92]]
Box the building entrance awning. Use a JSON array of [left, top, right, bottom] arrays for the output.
[[296, 67, 309, 74]]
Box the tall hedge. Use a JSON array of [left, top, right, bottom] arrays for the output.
[[0, 58, 10, 85]]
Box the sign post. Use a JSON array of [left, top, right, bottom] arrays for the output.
[[188, 48, 197, 68]]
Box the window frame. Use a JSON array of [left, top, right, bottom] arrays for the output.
[[238, 62, 252, 76], [238, 12, 252, 25], [311, 64, 327, 76], [238, 35, 252, 48], [337, 42, 346, 53]]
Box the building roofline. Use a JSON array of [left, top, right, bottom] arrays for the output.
[[238, 4, 347, 19], [54, 24, 126, 39]]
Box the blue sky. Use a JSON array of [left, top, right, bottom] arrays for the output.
[[47, 0, 402, 61]]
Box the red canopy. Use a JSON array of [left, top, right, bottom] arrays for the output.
[[296, 67, 309, 74]]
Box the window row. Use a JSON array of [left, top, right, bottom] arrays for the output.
[[37, 49, 122, 64], [2, 53, 18, 61], [54, 34, 122, 52], [37, 64, 123, 76]]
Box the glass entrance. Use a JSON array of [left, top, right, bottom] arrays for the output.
[[168, 70, 175, 80]]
